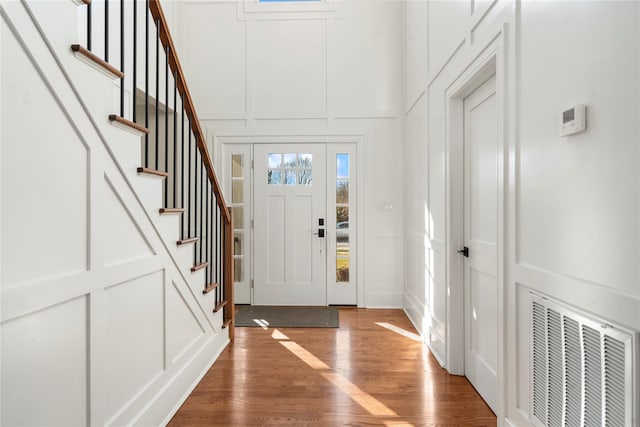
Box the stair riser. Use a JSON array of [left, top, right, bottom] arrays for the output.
[[201, 291, 222, 329], [173, 245, 196, 277], [2, 2, 230, 427], [185, 268, 206, 298], [154, 214, 181, 251], [129, 174, 164, 214]]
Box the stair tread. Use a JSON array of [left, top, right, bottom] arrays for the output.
[[71, 44, 123, 79], [109, 114, 149, 135], [159, 208, 185, 214], [191, 262, 209, 272], [137, 167, 169, 178], [222, 319, 232, 329], [177, 237, 198, 246], [203, 283, 219, 294], [213, 300, 228, 313]]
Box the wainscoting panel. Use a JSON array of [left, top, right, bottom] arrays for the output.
[[104, 271, 166, 423], [1, 296, 89, 426], [1, 3, 231, 425]]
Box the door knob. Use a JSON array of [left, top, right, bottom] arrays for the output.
[[457, 246, 469, 257], [313, 229, 325, 238]]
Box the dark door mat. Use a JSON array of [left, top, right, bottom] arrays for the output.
[[235, 306, 339, 328]]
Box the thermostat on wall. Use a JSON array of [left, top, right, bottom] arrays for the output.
[[560, 104, 586, 137]]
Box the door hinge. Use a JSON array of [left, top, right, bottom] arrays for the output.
[[251, 219, 254, 229], [251, 159, 254, 169], [251, 279, 254, 289]]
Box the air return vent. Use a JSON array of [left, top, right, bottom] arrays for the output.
[[530, 293, 638, 427]]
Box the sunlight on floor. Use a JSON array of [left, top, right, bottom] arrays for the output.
[[252, 318, 269, 328], [271, 329, 289, 340], [321, 372, 397, 416], [269, 326, 414, 426], [375, 322, 422, 341], [384, 422, 416, 427], [279, 341, 331, 370]]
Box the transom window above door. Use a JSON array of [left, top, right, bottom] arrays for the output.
[[267, 153, 313, 185]]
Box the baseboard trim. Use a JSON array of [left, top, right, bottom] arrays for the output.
[[134, 330, 230, 426]]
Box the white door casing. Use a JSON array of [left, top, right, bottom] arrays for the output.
[[463, 75, 499, 413], [253, 144, 327, 305]]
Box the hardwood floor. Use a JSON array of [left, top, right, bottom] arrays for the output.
[[169, 308, 496, 426]]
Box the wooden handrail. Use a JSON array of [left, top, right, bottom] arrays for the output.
[[147, 0, 230, 225], [77, 0, 235, 339], [149, 1, 234, 340]]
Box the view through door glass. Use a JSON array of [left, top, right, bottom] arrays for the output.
[[327, 144, 357, 305], [229, 149, 251, 305]]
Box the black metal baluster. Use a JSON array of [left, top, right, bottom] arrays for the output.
[[222, 207, 224, 294], [144, 0, 149, 168], [132, 0, 137, 123], [215, 206, 219, 302], [200, 160, 204, 264], [105, 0, 109, 62], [164, 46, 169, 206], [207, 188, 215, 283], [155, 18, 159, 171], [173, 77, 177, 208], [216, 205, 220, 301], [187, 119, 192, 240], [206, 179, 210, 284], [180, 103, 185, 239], [120, 0, 124, 117], [193, 147, 199, 263], [221, 210, 225, 303], [87, 2, 92, 50]]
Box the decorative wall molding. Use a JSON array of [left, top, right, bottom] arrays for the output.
[[1, 3, 229, 425]]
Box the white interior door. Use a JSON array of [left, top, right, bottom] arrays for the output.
[[463, 75, 498, 413], [253, 144, 327, 305]]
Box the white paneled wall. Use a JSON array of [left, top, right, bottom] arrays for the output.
[[1, 1, 229, 425], [402, 0, 640, 425], [5, 0, 636, 425], [177, 0, 404, 307]]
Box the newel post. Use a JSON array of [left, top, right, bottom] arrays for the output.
[[224, 207, 235, 340]]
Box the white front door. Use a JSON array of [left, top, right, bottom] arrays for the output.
[[253, 144, 327, 305], [463, 75, 498, 413]]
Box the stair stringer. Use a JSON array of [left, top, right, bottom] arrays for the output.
[[1, 2, 227, 426]]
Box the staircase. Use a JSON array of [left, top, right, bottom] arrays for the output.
[[72, 0, 235, 333], [0, 0, 233, 425]]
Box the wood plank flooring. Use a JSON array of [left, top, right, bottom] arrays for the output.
[[169, 308, 496, 426]]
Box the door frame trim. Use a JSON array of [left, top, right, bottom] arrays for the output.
[[212, 131, 366, 308], [444, 32, 506, 415]]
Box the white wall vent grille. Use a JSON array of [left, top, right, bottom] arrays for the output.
[[530, 293, 639, 427]]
